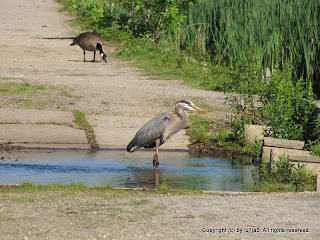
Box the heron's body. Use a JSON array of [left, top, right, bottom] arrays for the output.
[[127, 112, 179, 152], [126, 100, 207, 167], [70, 32, 107, 62]]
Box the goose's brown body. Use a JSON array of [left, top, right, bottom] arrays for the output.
[[71, 32, 107, 62]]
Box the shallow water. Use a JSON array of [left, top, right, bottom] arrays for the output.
[[0, 150, 254, 191]]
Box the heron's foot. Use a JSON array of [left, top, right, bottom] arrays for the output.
[[153, 155, 159, 167], [153, 161, 159, 168]]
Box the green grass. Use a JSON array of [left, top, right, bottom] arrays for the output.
[[73, 110, 97, 149], [0, 182, 204, 196], [0, 82, 45, 96], [0, 216, 31, 222], [0, 77, 25, 81], [186, 115, 217, 144], [132, 199, 150, 206], [0, 182, 92, 193], [60, 90, 74, 98], [0, 77, 84, 110], [115, 41, 219, 90], [185, 115, 260, 160], [252, 156, 317, 192]]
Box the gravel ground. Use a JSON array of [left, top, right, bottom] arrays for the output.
[[0, 190, 319, 240], [0, 0, 229, 119], [0, 1, 320, 240]]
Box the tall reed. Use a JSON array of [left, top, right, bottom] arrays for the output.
[[177, 0, 320, 89]]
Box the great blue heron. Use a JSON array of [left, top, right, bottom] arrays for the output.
[[126, 100, 208, 167], [70, 32, 107, 62]]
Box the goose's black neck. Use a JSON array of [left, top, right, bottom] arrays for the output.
[[97, 43, 103, 53]]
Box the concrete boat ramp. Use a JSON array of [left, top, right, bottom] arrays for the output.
[[0, 108, 190, 151]]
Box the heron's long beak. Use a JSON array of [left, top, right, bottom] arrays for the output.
[[192, 105, 208, 114]]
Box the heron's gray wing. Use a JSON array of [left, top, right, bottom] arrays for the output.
[[126, 112, 174, 152]]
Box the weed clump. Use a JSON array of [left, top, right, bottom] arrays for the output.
[[252, 155, 316, 192]]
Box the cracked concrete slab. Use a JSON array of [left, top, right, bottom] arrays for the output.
[[87, 115, 190, 150], [0, 124, 89, 149], [0, 108, 74, 123]]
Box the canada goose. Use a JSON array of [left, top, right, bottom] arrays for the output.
[[70, 32, 107, 62]]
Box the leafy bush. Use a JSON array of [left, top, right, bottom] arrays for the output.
[[305, 114, 320, 155], [253, 155, 316, 192], [225, 65, 317, 141], [260, 67, 316, 140], [186, 115, 261, 157], [306, 139, 320, 156], [58, 0, 196, 40]]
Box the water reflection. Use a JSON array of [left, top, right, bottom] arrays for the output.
[[0, 150, 254, 191]]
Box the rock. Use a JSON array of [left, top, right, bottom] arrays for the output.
[[245, 124, 267, 143]]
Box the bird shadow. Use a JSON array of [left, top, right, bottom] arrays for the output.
[[67, 60, 102, 63], [32, 36, 74, 40], [67, 60, 82, 62]]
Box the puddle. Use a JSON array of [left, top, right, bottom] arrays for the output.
[[0, 150, 255, 191]]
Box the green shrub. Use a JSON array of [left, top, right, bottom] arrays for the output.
[[305, 113, 320, 156], [225, 65, 316, 141], [260, 67, 316, 141], [253, 155, 316, 192], [306, 139, 320, 156]]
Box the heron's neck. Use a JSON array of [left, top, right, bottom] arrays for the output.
[[175, 106, 189, 127], [163, 107, 189, 141]]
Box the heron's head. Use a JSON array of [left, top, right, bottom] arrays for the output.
[[176, 100, 208, 113]]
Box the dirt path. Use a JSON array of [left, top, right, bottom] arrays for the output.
[[0, 0, 227, 117], [0, 0, 229, 149]]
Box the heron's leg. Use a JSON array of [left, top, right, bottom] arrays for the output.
[[91, 51, 96, 62], [83, 50, 86, 62], [155, 168, 159, 189], [153, 139, 160, 167]]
